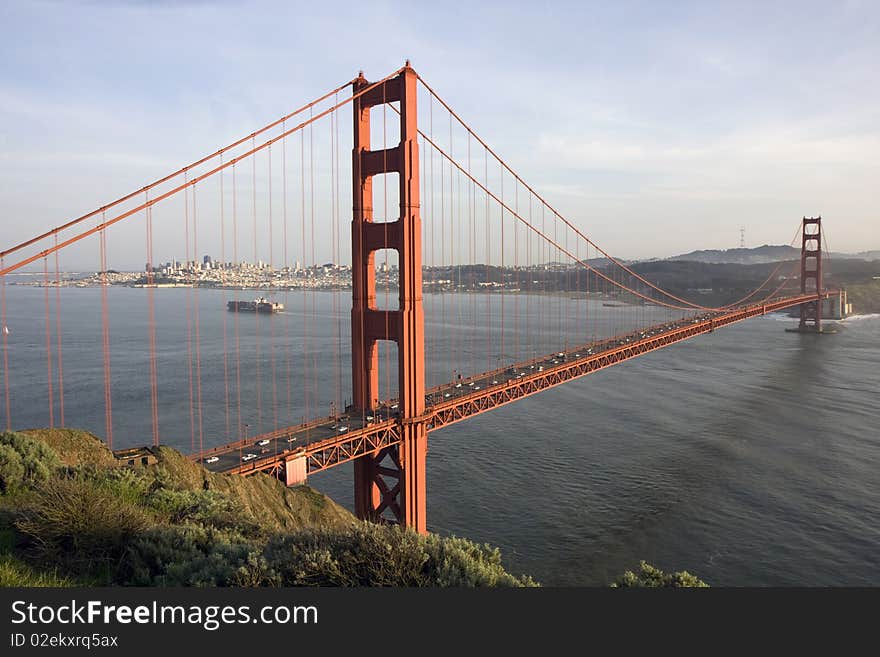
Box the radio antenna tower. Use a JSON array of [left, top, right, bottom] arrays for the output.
[[739, 226, 746, 248]]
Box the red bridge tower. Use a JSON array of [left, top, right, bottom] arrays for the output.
[[351, 64, 428, 533], [799, 216, 823, 332]]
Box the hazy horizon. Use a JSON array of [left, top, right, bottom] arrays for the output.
[[2, 1, 878, 269]]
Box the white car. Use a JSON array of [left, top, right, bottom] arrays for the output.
[[337, 425, 349, 433], [257, 439, 270, 446], [286, 437, 297, 443], [242, 453, 258, 461], [205, 456, 219, 464]]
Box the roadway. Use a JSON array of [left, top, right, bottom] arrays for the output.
[[192, 293, 823, 478]]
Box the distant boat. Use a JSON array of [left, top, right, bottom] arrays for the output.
[[227, 297, 284, 314]]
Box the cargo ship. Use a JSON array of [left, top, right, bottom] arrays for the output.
[[227, 297, 284, 313]]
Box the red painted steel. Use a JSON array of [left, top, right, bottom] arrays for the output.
[[351, 65, 428, 532], [208, 291, 826, 482], [799, 216, 823, 332], [2, 63, 835, 537]]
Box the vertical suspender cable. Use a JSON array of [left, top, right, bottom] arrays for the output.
[[468, 132, 474, 379], [268, 144, 278, 432], [514, 183, 519, 364], [43, 256, 54, 427], [301, 128, 309, 432], [220, 158, 231, 440], [233, 164, 243, 440], [192, 184, 204, 455], [53, 235, 65, 426], [335, 97, 343, 412], [184, 176, 195, 452], [426, 93, 433, 392], [99, 213, 113, 448], [484, 144, 490, 373], [440, 100, 446, 390], [252, 136, 262, 433], [0, 259, 9, 430], [330, 105, 340, 416], [526, 192, 531, 362], [309, 111, 316, 422], [146, 193, 159, 446], [282, 123, 292, 425], [500, 161, 505, 363]]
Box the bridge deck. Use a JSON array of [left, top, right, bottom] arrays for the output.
[[191, 293, 822, 478]]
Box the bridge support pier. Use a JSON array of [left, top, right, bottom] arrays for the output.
[[351, 64, 428, 533], [284, 455, 307, 487], [790, 216, 826, 334]]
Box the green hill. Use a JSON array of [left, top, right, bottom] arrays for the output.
[[0, 429, 535, 587]]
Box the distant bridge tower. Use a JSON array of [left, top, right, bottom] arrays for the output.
[[351, 64, 428, 533], [798, 216, 823, 332]]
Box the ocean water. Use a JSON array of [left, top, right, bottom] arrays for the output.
[[2, 281, 878, 586]]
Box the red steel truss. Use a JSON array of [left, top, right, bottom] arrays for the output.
[[209, 291, 825, 486]]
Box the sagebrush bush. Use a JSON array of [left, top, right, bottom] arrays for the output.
[[145, 488, 262, 537], [125, 525, 257, 586], [15, 475, 151, 575], [259, 523, 537, 587], [611, 561, 709, 587], [0, 431, 62, 494]]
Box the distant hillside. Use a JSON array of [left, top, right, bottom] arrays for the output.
[[668, 245, 799, 265], [667, 245, 880, 265], [849, 250, 880, 261]]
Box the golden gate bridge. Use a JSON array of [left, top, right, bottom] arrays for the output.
[[0, 63, 829, 533]]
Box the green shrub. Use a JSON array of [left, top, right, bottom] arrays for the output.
[[422, 533, 537, 587], [0, 554, 73, 587], [261, 523, 537, 587], [125, 525, 257, 586], [83, 466, 152, 506], [15, 475, 151, 576], [612, 561, 709, 587], [145, 488, 262, 537], [0, 431, 62, 494]]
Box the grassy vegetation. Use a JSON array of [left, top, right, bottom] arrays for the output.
[[0, 554, 74, 587], [0, 429, 535, 587]]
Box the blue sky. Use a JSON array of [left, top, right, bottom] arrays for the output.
[[1, 0, 877, 265]]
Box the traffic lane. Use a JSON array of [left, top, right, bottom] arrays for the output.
[[200, 413, 395, 472], [203, 314, 726, 471], [423, 314, 724, 406]]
